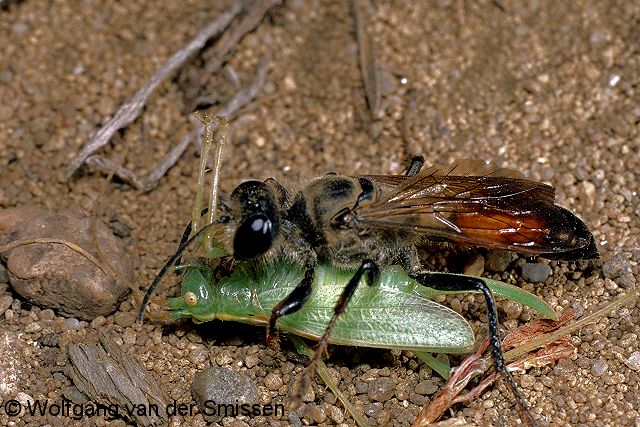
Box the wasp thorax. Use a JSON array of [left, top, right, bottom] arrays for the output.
[[230, 180, 281, 260]]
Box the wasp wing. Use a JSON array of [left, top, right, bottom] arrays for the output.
[[358, 160, 598, 260]]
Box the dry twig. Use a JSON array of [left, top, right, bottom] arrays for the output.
[[66, 2, 242, 177], [83, 58, 269, 192], [200, 0, 281, 86], [351, 0, 381, 117]]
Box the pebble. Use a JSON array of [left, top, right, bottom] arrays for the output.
[[264, 372, 284, 391], [1, 206, 132, 320], [39, 308, 55, 321], [591, 359, 608, 376], [624, 351, 640, 371], [414, 380, 438, 395], [327, 405, 344, 423], [244, 354, 260, 368], [65, 318, 81, 330], [0, 295, 13, 315], [577, 181, 596, 208], [122, 328, 137, 346], [365, 402, 383, 416], [191, 367, 258, 423], [312, 405, 326, 423], [113, 311, 136, 328], [521, 262, 552, 282], [367, 377, 395, 402], [25, 322, 42, 333], [485, 251, 516, 273], [463, 254, 485, 276], [90, 316, 107, 329], [188, 345, 209, 365], [602, 255, 632, 279]]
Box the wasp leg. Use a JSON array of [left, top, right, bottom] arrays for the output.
[[266, 263, 315, 349], [404, 155, 425, 176], [408, 271, 535, 425], [295, 259, 379, 403]]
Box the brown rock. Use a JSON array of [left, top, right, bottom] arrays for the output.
[[0, 206, 132, 320]]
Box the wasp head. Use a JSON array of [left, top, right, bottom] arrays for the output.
[[227, 180, 281, 260]]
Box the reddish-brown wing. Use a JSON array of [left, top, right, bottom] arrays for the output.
[[358, 160, 598, 260]]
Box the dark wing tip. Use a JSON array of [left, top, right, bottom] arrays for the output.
[[539, 206, 599, 260]]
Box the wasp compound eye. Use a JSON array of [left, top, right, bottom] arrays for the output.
[[234, 213, 275, 259], [229, 180, 281, 260]]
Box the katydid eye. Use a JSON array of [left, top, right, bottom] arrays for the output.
[[234, 213, 274, 260], [184, 292, 198, 307]]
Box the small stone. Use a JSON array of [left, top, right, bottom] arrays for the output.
[[485, 251, 516, 273], [0, 295, 13, 315], [37, 333, 59, 347], [577, 181, 596, 208], [264, 372, 284, 391], [625, 351, 640, 371], [463, 254, 485, 276], [415, 380, 438, 395], [214, 350, 234, 366], [602, 255, 632, 279], [521, 263, 552, 282], [367, 377, 395, 402], [188, 345, 209, 365], [1, 206, 132, 320], [110, 218, 131, 238], [244, 354, 260, 368], [25, 322, 42, 333], [312, 405, 327, 423], [191, 367, 258, 423], [65, 318, 81, 330], [39, 308, 55, 321], [113, 312, 135, 328], [327, 405, 344, 423], [63, 386, 89, 404], [122, 328, 137, 346], [90, 316, 107, 329], [354, 379, 368, 394], [365, 402, 383, 416], [591, 359, 608, 376]]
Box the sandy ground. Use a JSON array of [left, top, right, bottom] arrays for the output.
[[0, 0, 638, 426]]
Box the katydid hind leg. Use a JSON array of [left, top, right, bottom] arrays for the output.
[[409, 272, 535, 425], [295, 259, 379, 404]]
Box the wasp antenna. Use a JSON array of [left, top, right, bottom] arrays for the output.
[[136, 222, 217, 324]]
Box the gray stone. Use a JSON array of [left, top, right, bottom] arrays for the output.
[[521, 263, 552, 282], [191, 367, 258, 422]]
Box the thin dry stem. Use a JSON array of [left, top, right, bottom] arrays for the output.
[[200, 0, 281, 86], [351, 0, 381, 117], [66, 2, 242, 177]]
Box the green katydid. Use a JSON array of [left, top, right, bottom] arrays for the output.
[[167, 260, 557, 354]]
